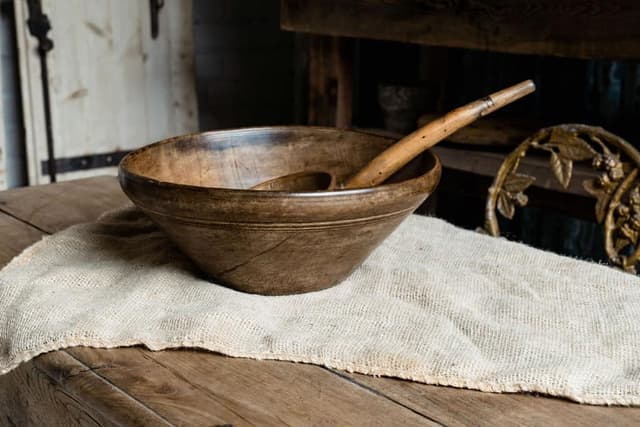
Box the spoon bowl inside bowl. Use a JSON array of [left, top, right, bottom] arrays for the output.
[[251, 171, 335, 191]]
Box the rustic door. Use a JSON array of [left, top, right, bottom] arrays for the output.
[[13, 0, 197, 184]]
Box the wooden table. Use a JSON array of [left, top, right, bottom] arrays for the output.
[[1, 176, 640, 426]]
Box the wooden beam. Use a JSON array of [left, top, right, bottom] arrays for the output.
[[432, 145, 599, 198], [335, 37, 353, 128], [308, 35, 353, 127], [281, 0, 640, 60], [308, 35, 337, 126]]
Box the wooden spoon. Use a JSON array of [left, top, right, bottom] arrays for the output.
[[252, 79, 535, 191]]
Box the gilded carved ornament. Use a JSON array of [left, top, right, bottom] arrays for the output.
[[484, 124, 640, 273]]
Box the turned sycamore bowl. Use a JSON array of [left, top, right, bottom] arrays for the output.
[[118, 126, 441, 295]]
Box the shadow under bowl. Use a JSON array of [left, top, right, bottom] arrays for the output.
[[118, 126, 441, 295]]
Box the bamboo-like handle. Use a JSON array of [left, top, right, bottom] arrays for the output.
[[344, 79, 536, 189]]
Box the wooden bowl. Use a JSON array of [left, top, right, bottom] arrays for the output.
[[119, 127, 441, 295]]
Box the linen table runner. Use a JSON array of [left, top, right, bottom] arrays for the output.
[[1, 206, 639, 406]]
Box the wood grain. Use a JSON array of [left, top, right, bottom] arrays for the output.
[[32, 351, 172, 426], [68, 347, 435, 426], [341, 372, 640, 427], [61, 348, 234, 426], [0, 213, 43, 266], [281, 0, 640, 60], [335, 37, 353, 128], [308, 35, 338, 126], [307, 35, 353, 129], [0, 358, 119, 427], [432, 145, 599, 197], [0, 175, 128, 233]]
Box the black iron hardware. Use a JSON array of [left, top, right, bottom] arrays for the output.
[[149, 0, 164, 39], [40, 150, 131, 175], [25, 0, 56, 182]]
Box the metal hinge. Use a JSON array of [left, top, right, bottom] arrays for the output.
[[40, 150, 130, 175]]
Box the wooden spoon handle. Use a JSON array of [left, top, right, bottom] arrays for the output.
[[344, 79, 536, 189]]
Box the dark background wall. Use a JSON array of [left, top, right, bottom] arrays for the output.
[[192, 0, 298, 130]]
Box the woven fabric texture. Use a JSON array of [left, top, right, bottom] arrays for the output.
[[0, 207, 639, 405]]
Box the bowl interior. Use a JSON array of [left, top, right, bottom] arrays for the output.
[[121, 127, 435, 190]]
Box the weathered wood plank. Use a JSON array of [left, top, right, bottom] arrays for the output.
[[0, 213, 43, 266], [281, 0, 640, 60], [0, 176, 128, 233], [0, 358, 119, 427], [307, 35, 354, 128], [67, 347, 436, 426], [148, 349, 436, 426], [341, 372, 640, 427], [335, 37, 353, 128], [432, 145, 599, 197], [308, 35, 338, 126], [32, 352, 172, 426], [53, 348, 233, 426]]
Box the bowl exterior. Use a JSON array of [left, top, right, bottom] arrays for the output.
[[145, 208, 414, 295], [119, 127, 441, 295]]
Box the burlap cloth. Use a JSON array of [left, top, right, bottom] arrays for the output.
[[1, 206, 639, 406]]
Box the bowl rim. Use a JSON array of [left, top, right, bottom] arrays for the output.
[[118, 125, 441, 199]]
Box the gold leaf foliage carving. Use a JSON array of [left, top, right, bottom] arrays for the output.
[[557, 139, 597, 161], [504, 173, 536, 193], [485, 124, 640, 273], [497, 191, 515, 220], [583, 178, 610, 223], [549, 128, 597, 161], [496, 173, 535, 220], [550, 151, 572, 189]]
